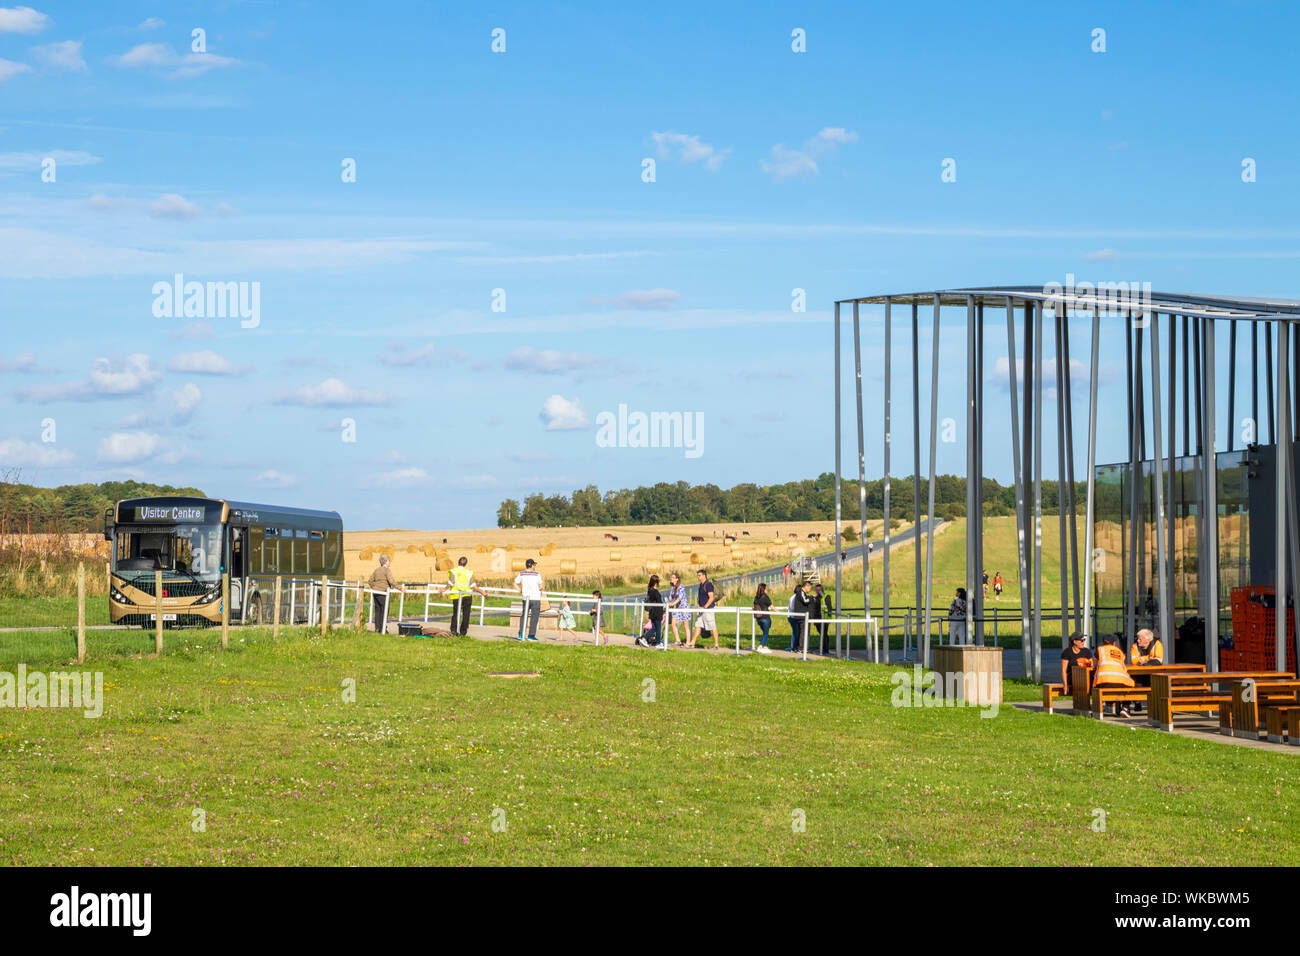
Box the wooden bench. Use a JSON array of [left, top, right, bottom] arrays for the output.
[[1287, 710, 1300, 747], [1042, 683, 1069, 714], [1222, 679, 1300, 739], [1265, 704, 1300, 743], [1149, 672, 1295, 732], [1088, 664, 1206, 720]]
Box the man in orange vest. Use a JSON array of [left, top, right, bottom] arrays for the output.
[[1127, 628, 1163, 715], [1094, 634, 1136, 717]]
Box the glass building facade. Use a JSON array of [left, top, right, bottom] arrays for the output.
[[1093, 449, 1251, 652]]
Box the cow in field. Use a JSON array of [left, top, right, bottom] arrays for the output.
[[603, 533, 614, 540], [610, 535, 618, 542], [655, 535, 661, 541], [691, 535, 704, 542], [741, 531, 749, 536]]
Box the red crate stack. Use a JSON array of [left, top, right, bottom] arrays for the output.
[[1230, 586, 1297, 672]]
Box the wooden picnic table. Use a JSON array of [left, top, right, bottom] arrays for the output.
[[1150, 671, 1296, 732]]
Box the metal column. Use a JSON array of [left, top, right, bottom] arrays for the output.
[[1083, 304, 1101, 642], [853, 300, 869, 660], [912, 302, 922, 661], [833, 302, 843, 659], [1055, 303, 1069, 645], [1032, 300, 1044, 680], [1006, 297, 1032, 672], [881, 299, 892, 663], [922, 294, 941, 667], [1203, 318, 1219, 666], [1149, 311, 1172, 653], [1277, 320, 1291, 672], [966, 294, 976, 646]]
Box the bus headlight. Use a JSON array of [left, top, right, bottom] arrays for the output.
[[110, 587, 132, 604], [194, 586, 222, 606]]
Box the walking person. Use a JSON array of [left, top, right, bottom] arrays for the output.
[[367, 554, 405, 633], [513, 558, 544, 641], [992, 571, 1004, 601], [589, 589, 608, 645], [666, 572, 690, 646], [439, 556, 486, 636], [947, 587, 968, 644], [639, 574, 665, 647], [788, 580, 814, 653], [557, 599, 577, 642], [690, 568, 719, 649], [753, 582, 773, 654], [814, 584, 834, 655]]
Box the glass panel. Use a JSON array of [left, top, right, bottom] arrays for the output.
[[250, 526, 264, 575]]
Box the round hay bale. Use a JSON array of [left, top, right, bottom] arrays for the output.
[[435, 557, 454, 572], [511, 558, 526, 572], [506, 543, 516, 552], [359, 547, 374, 561], [680, 545, 692, 553], [406, 544, 419, 553], [609, 551, 622, 562], [690, 552, 704, 563], [559, 559, 577, 575], [645, 560, 660, 572], [475, 543, 488, 553], [731, 550, 744, 560], [661, 551, 675, 562]]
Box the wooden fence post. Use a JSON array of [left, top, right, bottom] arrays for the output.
[[354, 584, 363, 630], [321, 575, 329, 634], [221, 572, 230, 649], [154, 569, 164, 656], [273, 575, 281, 641], [76, 562, 86, 664]]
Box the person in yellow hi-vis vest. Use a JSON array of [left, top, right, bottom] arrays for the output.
[[439, 556, 486, 636]]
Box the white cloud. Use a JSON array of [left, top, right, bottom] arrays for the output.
[[169, 320, 213, 340], [1084, 248, 1117, 262], [108, 42, 240, 78], [273, 378, 389, 407], [0, 6, 49, 33], [651, 131, 731, 172], [87, 193, 126, 212], [0, 58, 32, 83], [369, 467, 430, 489], [0, 148, 99, 169], [0, 437, 73, 466], [253, 469, 297, 489], [540, 394, 590, 430], [761, 126, 858, 182], [167, 350, 247, 375], [147, 192, 201, 220], [506, 347, 605, 375], [17, 353, 160, 401], [587, 288, 680, 310], [170, 382, 201, 421], [379, 342, 436, 367], [138, 17, 164, 30], [31, 39, 86, 72], [97, 431, 161, 463], [0, 350, 37, 372]]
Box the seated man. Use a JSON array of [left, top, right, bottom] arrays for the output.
[[1127, 628, 1163, 714], [1093, 634, 1136, 716], [1060, 632, 1094, 698]]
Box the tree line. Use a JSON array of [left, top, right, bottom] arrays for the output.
[[0, 470, 205, 538], [497, 474, 1089, 528]]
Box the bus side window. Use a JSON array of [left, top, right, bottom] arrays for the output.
[[250, 526, 264, 575], [309, 530, 325, 574], [325, 530, 341, 573]]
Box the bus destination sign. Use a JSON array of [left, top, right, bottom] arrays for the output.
[[133, 505, 206, 522]]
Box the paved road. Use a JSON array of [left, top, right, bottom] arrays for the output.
[[715, 517, 947, 589]]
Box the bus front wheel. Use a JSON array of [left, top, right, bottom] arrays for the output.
[[247, 594, 262, 626]]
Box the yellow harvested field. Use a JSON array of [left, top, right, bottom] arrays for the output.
[[343, 519, 902, 583]]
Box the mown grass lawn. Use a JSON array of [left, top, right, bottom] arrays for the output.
[[1, 627, 1296, 866]]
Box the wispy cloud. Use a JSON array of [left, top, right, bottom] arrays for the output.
[[0, 437, 74, 466], [651, 131, 731, 172], [506, 347, 606, 375], [147, 192, 202, 220], [0, 6, 49, 33], [253, 469, 298, 488], [108, 42, 241, 78], [167, 350, 249, 376], [0, 148, 99, 170], [761, 126, 858, 182], [0, 58, 32, 83], [272, 378, 389, 407], [379, 342, 436, 367], [31, 39, 86, 72], [585, 288, 680, 310], [15, 353, 161, 402]]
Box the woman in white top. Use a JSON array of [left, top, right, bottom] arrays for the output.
[[513, 559, 544, 641]]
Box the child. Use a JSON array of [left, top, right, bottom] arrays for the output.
[[589, 590, 608, 645], [557, 599, 577, 641]]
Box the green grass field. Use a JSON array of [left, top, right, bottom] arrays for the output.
[[2, 625, 1298, 866]]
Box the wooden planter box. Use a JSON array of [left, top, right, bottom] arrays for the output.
[[931, 644, 1003, 706]]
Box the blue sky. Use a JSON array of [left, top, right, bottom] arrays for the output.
[[2, 1, 1299, 528]]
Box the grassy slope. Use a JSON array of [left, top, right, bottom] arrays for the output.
[[2, 627, 1296, 866]]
